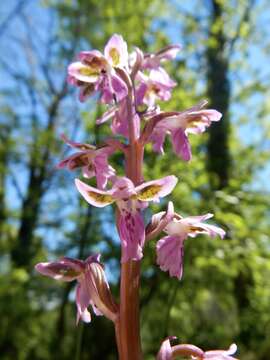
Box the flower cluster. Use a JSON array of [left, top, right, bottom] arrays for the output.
[[35, 34, 236, 359]]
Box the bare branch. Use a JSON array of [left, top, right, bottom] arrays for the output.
[[227, 0, 256, 58], [0, 0, 28, 39]]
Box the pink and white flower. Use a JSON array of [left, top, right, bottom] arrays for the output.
[[157, 339, 238, 360], [150, 101, 222, 160], [97, 98, 140, 139], [143, 44, 181, 70], [68, 34, 129, 103], [57, 135, 115, 189], [136, 68, 176, 107], [156, 208, 225, 279], [35, 255, 117, 324], [75, 176, 178, 262]]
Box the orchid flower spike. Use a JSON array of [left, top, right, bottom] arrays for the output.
[[35, 255, 118, 324], [156, 212, 225, 279], [75, 176, 178, 262]]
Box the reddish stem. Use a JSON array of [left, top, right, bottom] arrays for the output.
[[117, 142, 144, 360], [114, 70, 144, 359]]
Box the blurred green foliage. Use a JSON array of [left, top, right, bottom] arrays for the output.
[[0, 0, 270, 359]]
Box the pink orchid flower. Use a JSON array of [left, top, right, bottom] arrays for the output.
[[143, 44, 181, 69], [157, 338, 238, 360], [35, 254, 118, 324], [96, 98, 140, 139], [75, 176, 178, 262], [150, 101, 222, 161], [68, 34, 129, 103], [57, 135, 115, 189], [156, 206, 225, 279], [136, 68, 176, 108]]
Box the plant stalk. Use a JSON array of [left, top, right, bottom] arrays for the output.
[[115, 79, 144, 358]]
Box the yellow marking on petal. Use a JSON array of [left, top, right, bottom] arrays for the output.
[[187, 115, 205, 126], [59, 268, 81, 277], [87, 191, 114, 205], [79, 144, 96, 150], [136, 184, 162, 201], [189, 226, 204, 232], [79, 66, 99, 77], [109, 48, 120, 66]]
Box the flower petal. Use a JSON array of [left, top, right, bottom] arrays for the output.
[[60, 134, 95, 150], [150, 68, 176, 89], [111, 73, 128, 101], [57, 152, 92, 171], [104, 34, 128, 68], [146, 202, 175, 241], [111, 177, 136, 199], [195, 223, 226, 239], [84, 260, 118, 321], [156, 44, 181, 61], [135, 175, 178, 202], [76, 283, 91, 324], [157, 338, 173, 360], [68, 61, 100, 83], [93, 148, 116, 189], [143, 44, 181, 69], [118, 210, 145, 262], [35, 258, 84, 281], [184, 213, 213, 223], [150, 129, 166, 154], [156, 235, 185, 279], [96, 105, 117, 125], [171, 128, 191, 161], [75, 179, 114, 207], [204, 343, 238, 359]]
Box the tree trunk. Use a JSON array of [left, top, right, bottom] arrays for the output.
[[206, 0, 231, 190]]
